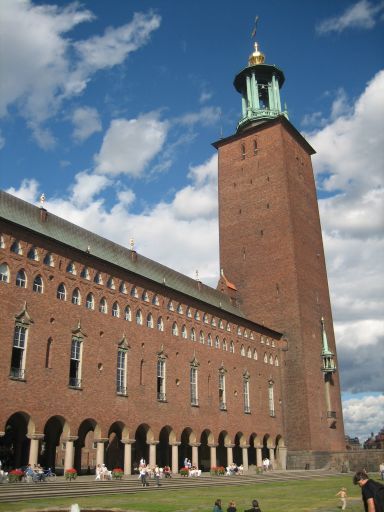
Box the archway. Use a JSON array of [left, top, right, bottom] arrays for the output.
[[199, 430, 213, 471], [217, 431, 229, 468], [248, 433, 257, 466], [275, 435, 287, 469], [157, 426, 174, 467], [74, 419, 99, 474], [262, 433, 270, 459], [106, 422, 124, 470], [132, 424, 151, 467], [42, 416, 67, 470], [179, 427, 195, 468], [233, 432, 244, 465], [0, 412, 32, 469]]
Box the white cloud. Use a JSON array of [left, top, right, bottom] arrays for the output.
[[94, 113, 169, 177], [0, 130, 5, 150], [342, 394, 384, 440], [316, 0, 384, 34], [0, 1, 161, 147], [72, 106, 102, 142], [175, 106, 221, 127], [6, 178, 40, 204], [70, 171, 112, 207]]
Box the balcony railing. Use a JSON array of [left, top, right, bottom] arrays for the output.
[[68, 377, 82, 388], [9, 367, 25, 380]]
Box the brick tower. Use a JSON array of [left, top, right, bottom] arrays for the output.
[[213, 40, 345, 455]]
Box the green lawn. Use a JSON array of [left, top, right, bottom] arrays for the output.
[[0, 474, 375, 512]]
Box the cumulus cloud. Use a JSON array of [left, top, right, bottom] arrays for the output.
[[72, 106, 102, 142], [0, 0, 160, 147], [342, 394, 384, 440], [94, 113, 169, 177], [175, 106, 221, 127], [316, 0, 384, 34], [70, 171, 112, 207]]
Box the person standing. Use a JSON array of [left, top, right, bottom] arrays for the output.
[[336, 487, 348, 511], [353, 470, 384, 512], [139, 466, 148, 487]]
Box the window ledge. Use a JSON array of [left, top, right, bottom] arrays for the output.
[[68, 385, 83, 391], [9, 376, 26, 382]]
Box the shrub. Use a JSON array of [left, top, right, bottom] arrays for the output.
[[65, 468, 77, 481], [8, 469, 24, 483], [210, 466, 225, 476], [112, 468, 124, 479], [179, 467, 189, 477]]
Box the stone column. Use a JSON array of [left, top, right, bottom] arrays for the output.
[[27, 434, 44, 466], [121, 439, 135, 475], [269, 446, 275, 469], [149, 441, 159, 467], [170, 442, 180, 474], [191, 443, 200, 468], [277, 446, 287, 470], [63, 437, 78, 471], [94, 438, 108, 467], [209, 444, 217, 469], [226, 444, 234, 466], [242, 445, 249, 471], [256, 446, 262, 468]]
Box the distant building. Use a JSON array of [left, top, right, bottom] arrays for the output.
[[364, 428, 384, 449], [345, 435, 361, 450], [0, 37, 345, 473]]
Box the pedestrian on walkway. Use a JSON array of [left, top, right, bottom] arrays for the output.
[[336, 487, 347, 510]]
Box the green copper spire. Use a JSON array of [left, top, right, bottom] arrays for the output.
[[320, 317, 336, 373], [233, 26, 288, 132]]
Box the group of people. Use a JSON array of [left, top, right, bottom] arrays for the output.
[[213, 498, 262, 512], [95, 463, 112, 481], [137, 458, 172, 487], [226, 463, 244, 476]]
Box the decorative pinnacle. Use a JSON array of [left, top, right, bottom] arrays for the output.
[[130, 238, 135, 251], [39, 193, 46, 207], [195, 270, 200, 281]]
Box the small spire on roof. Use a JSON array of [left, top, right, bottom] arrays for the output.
[[130, 238, 135, 251], [39, 193, 46, 208], [195, 270, 200, 281]]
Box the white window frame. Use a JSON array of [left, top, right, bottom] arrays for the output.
[[157, 358, 166, 401], [268, 381, 275, 417], [72, 288, 81, 305], [116, 348, 127, 395], [0, 263, 10, 283], [32, 275, 43, 293], [69, 336, 82, 388], [219, 369, 227, 410], [16, 269, 27, 288], [57, 283, 66, 300], [10, 324, 28, 379], [190, 366, 199, 406]]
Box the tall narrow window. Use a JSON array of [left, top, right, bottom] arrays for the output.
[[147, 313, 154, 328], [190, 359, 199, 406], [172, 322, 178, 336], [241, 143, 246, 160], [125, 305, 132, 321], [10, 240, 22, 255], [253, 139, 258, 155], [32, 275, 43, 293], [117, 347, 127, 395], [268, 380, 275, 417], [0, 235, 5, 248], [229, 341, 235, 353], [157, 316, 164, 331], [69, 336, 82, 388], [43, 252, 54, 267], [240, 345, 245, 356], [27, 247, 39, 261], [167, 300, 174, 311], [186, 307, 192, 318], [112, 301, 120, 318], [181, 325, 187, 339], [207, 334, 212, 347], [199, 331, 205, 344], [119, 281, 127, 294], [152, 294, 160, 306], [222, 339, 228, 351], [157, 357, 166, 401], [243, 371, 251, 413], [219, 367, 227, 410], [94, 272, 103, 285], [86, 292, 94, 310], [190, 328, 196, 341], [80, 266, 90, 280], [66, 261, 76, 275], [142, 290, 149, 302], [0, 263, 10, 282], [177, 303, 183, 314], [16, 269, 27, 288], [107, 277, 115, 290], [57, 283, 66, 300], [72, 288, 81, 305], [10, 324, 28, 379], [131, 286, 138, 298], [136, 309, 143, 325], [215, 336, 220, 349]]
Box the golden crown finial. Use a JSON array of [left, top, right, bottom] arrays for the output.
[[249, 42, 265, 66]]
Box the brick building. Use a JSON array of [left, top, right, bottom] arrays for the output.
[[0, 40, 345, 473]]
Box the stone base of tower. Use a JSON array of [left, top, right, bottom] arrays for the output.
[[287, 449, 384, 471]]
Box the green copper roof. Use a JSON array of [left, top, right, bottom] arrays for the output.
[[1, 189, 275, 330]]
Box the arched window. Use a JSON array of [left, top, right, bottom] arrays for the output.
[[237, 326, 242, 336], [147, 313, 154, 328], [269, 354, 274, 365], [69, 336, 83, 388], [264, 353, 268, 363], [243, 372, 251, 413], [219, 366, 227, 410], [0, 263, 10, 283], [99, 297, 108, 314], [57, 283, 66, 300], [107, 276, 115, 290], [181, 325, 187, 339], [131, 286, 138, 298], [142, 290, 149, 302], [186, 307, 192, 318], [199, 330, 204, 344], [43, 252, 54, 267], [253, 349, 258, 360], [218, 319, 224, 329], [16, 269, 27, 288], [203, 313, 208, 324], [117, 346, 127, 395], [275, 356, 279, 367], [136, 309, 143, 325], [190, 327, 196, 341], [215, 336, 220, 349], [94, 272, 103, 285], [32, 275, 43, 293], [247, 347, 252, 358], [226, 322, 231, 332], [66, 261, 76, 274], [172, 322, 178, 336], [157, 316, 164, 331], [80, 266, 90, 280], [10, 240, 22, 255], [157, 357, 166, 401], [240, 345, 245, 356], [229, 341, 235, 353], [72, 288, 81, 305], [222, 339, 228, 351], [195, 310, 200, 321], [244, 330, 249, 338], [125, 305, 132, 321], [112, 301, 120, 318], [167, 300, 174, 311], [86, 292, 94, 310], [250, 332, 254, 340], [207, 334, 212, 347], [190, 360, 199, 406], [27, 246, 39, 261], [152, 294, 160, 306], [211, 316, 217, 327], [10, 323, 28, 379], [177, 303, 183, 314], [268, 380, 275, 417], [119, 281, 127, 294]]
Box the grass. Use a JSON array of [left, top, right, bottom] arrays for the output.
[[0, 474, 379, 512]]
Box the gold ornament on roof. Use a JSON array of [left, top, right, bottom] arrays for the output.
[[249, 42, 265, 66]]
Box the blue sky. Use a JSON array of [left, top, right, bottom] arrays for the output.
[[1, 0, 383, 442]]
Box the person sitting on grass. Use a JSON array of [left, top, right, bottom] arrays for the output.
[[213, 498, 223, 511], [244, 499, 262, 512]]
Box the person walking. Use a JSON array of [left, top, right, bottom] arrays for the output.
[[139, 466, 148, 487], [244, 499, 262, 512], [336, 487, 348, 510], [353, 470, 384, 512]]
